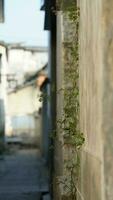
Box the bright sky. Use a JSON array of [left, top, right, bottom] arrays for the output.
[[0, 0, 48, 46]]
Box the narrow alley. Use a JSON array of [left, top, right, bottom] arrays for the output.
[[0, 147, 49, 200], [2, 0, 113, 199], [0, 1, 50, 200]]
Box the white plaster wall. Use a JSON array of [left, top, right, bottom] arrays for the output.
[[6, 85, 42, 144], [8, 49, 48, 84], [8, 85, 42, 116], [0, 45, 8, 102], [0, 45, 9, 142]]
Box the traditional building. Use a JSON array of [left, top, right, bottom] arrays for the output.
[[0, 42, 8, 154], [0, 1, 6, 154], [42, 0, 113, 200], [6, 69, 42, 146]]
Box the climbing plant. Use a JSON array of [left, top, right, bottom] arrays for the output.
[[56, 1, 85, 199], [40, 1, 85, 199]]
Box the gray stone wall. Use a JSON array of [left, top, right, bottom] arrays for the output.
[[102, 1, 113, 199], [54, 12, 64, 200], [79, 0, 113, 199], [54, 10, 79, 199]]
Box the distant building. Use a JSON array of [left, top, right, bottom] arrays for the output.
[[4, 44, 48, 146], [6, 67, 47, 146], [7, 44, 48, 86], [0, 43, 8, 153]]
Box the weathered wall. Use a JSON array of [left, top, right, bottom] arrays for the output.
[[79, 0, 113, 199], [7, 85, 42, 145], [102, 1, 113, 199], [8, 48, 48, 85], [55, 10, 78, 199], [54, 11, 64, 200], [8, 86, 41, 115], [0, 44, 8, 153], [79, 0, 103, 199], [0, 45, 8, 101]]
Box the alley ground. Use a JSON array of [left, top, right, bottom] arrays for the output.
[[0, 147, 49, 200]]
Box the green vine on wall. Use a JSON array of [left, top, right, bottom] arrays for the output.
[[56, 1, 85, 199], [63, 2, 84, 148], [40, 1, 85, 199]]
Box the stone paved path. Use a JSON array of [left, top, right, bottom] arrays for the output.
[[0, 148, 49, 200]]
